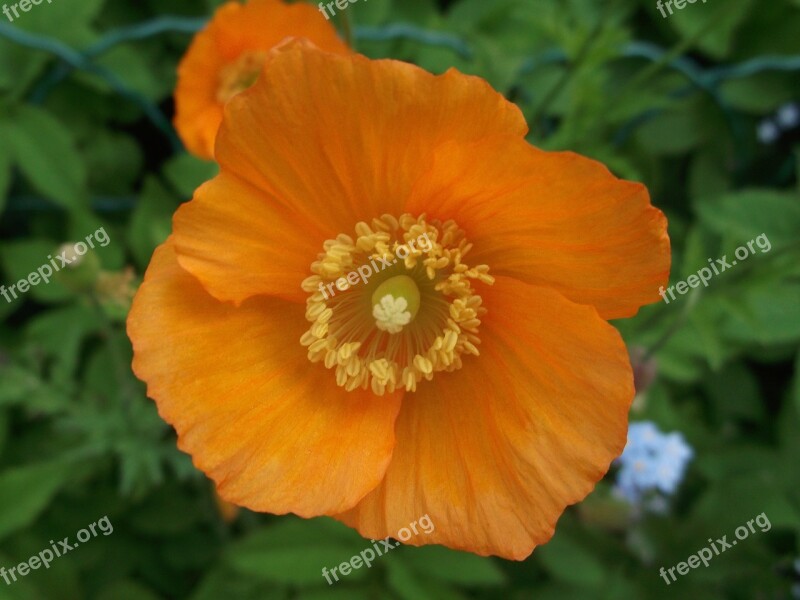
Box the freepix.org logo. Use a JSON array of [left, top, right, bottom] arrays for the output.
[[656, 0, 707, 19], [2, 0, 56, 23], [0, 227, 111, 304], [1, 516, 113, 586]]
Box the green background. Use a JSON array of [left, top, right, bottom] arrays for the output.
[[1, 0, 799, 598]]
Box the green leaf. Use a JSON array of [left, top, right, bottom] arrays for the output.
[[691, 475, 800, 532], [6, 106, 87, 210], [25, 304, 100, 381], [0, 552, 43, 599], [386, 559, 449, 600], [0, 364, 68, 415], [0, 365, 38, 407], [731, 0, 800, 56], [657, 322, 711, 383], [695, 189, 800, 248], [226, 518, 368, 586], [297, 588, 378, 600], [689, 146, 731, 202], [68, 212, 124, 270], [128, 177, 180, 269], [633, 101, 708, 156], [128, 487, 200, 535], [190, 567, 287, 600], [696, 446, 780, 482], [397, 545, 506, 586], [163, 153, 219, 199], [0, 460, 72, 541], [93, 46, 164, 100], [704, 363, 765, 421], [13, 0, 106, 46], [665, 0, 756, 59], [536, 532, 606, 588], [0, 38, 48, 98], [83, 131, 143, 195], [719, 72, 797, 114], [721, 279, 800, 345], [687, 303, 726, 370]]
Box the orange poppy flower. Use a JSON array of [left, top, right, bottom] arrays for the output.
[[129, 44, 670, 559], [173, 0, 350, 160]]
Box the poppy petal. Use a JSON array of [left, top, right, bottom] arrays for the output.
[[406, 136, 670, 319], [173, 172, 320, 305], [214, 45, 528, 238], [335, 276, 633, 559], [128, 240, 402, 516]]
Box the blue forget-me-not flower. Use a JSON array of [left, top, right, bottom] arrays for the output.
[[614, 421, 693, 505]]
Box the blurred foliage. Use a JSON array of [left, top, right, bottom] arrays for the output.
[[1, 0, 799, 598]]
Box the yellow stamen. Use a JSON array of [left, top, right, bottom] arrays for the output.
[[300, 214, 494, 395]]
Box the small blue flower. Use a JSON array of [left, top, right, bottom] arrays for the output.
[[758, 120, 780, 145], [777, 103, 800, 129], [614, 421, 693, 506]]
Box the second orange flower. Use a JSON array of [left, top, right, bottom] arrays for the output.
[[174, 0, 350, 160]]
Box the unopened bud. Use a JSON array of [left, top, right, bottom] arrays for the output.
[[53, 241, 101, 292]]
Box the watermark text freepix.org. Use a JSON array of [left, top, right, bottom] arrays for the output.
[[658, 233, 771, 304], [318, 232, 432, 300], [656, 0, 707, 19], [1, 516, 113, 586], [3, 0, 56, 23], [659, 512, 770, 585], [322, 514, 434, 585], [0, 227, 110, 304], [317, 0, 367, 21]]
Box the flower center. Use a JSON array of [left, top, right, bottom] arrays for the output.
[[372, 275, 420, 334], [300, 214, 493, 395], [216, 50, 268, 103]]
